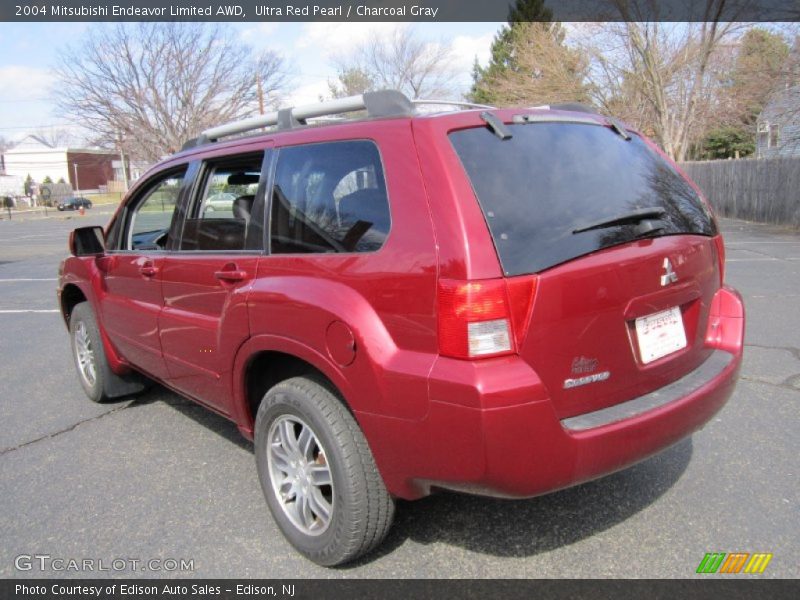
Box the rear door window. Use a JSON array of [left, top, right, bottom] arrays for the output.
[[449, 122, 716, 276], [270, 140, 390, 254], [179, 154, 264, 252]]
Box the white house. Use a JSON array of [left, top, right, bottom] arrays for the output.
[[3, 135, 121, 192], [756, 85, 800, 159]]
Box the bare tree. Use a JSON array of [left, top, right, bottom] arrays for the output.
[[0, 135, 13, 154], [582, 2, 742, 161], [32, 127, 81, 148], [333, 27, 457, 99], [55, 23, 288, 162]]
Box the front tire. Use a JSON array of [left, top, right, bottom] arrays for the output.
[[69, 302, 148, 402], [254, 376, 394, 566]]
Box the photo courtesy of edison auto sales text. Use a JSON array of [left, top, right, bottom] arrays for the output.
[[15, 584, 296, 596]]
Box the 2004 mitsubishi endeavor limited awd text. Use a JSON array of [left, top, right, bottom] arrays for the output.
[[58, 91, 745, 566]]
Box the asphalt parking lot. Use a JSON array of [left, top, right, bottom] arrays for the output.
[[0, 210, 797, 579]]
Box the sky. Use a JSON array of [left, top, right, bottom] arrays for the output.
[[0, 21, 501, 145]]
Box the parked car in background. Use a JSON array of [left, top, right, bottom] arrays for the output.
[[202, 192, 236, 213], [58, 90, 745, 566], [57, 197, 92, 211]]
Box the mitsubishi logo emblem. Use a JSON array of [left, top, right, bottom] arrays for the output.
[[660, 258, 678, 286]]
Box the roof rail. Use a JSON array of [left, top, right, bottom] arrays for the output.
[[547, 103, 599, 114], [191, 89, 414, 146], [412, 99, 494, 110]]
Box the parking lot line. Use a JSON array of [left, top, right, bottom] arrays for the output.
[[726, 241, 800, 245], [726, 258, 780, 262], [0, 309, 60, 313], [0, 278, 58, 282]]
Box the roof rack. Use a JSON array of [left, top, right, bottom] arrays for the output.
[[183, 90, 414, 150], [412, 99, 494, 110], [547, 103, 599, 114]]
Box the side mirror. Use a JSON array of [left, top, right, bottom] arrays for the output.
[[69, 226, 105, 257]]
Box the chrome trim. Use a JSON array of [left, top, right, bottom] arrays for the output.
[[561, 350, 734, 432]]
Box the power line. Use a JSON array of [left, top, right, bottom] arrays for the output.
[[0, 124, 77, 130], [0, 98, 50, 103]]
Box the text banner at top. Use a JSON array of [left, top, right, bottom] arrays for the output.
[[2, 0, 799, 22]]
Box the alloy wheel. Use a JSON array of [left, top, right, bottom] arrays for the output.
[[73, 321, 96, 387], [266, 415, 334, 536]]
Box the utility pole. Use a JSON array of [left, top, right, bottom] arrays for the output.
[[73, 162, 80, 194], [118, 133, 129, 193]]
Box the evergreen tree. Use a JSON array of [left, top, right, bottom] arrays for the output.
[[731, 28, 790, 126], [468, 0, 553, 104], [699, 127, 755, 159], [328, 67, 375, 99]]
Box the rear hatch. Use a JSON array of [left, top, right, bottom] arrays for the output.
[[449, 115, 721, 418]]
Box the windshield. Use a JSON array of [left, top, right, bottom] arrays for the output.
[[449, 122, 716, 276]]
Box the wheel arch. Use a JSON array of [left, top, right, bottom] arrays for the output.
[[59, 272, 130, 375], [232, 335, 357, 440], [60, 282, 87, 326]]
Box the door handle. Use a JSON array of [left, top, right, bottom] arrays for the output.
[[139, 263, 159, 277], [214, 268, 248, 282]]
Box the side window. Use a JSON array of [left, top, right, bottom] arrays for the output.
[[270, 141, 390, 254], [180, 154, 264, 252], [127, 171, 186, 251]]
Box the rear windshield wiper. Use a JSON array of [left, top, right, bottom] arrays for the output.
[[572, 207, 666, 234]]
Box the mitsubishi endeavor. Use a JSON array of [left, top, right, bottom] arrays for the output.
[[58, 90, 744, 566]]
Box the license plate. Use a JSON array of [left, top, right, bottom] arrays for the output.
[[635, 306, 687, 364]]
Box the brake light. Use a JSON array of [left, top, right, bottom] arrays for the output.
[[705, 286, 744, 354], [438, 277, 537, 359]]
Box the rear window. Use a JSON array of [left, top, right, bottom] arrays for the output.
[[270, 141, 390, 254], [449, 122, 716, 276]]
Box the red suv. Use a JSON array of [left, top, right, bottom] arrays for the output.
[[58, 91, 744, 566]]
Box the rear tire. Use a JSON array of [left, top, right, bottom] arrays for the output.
[[69, 302, 148, 402], [254, 376, 394, 566]]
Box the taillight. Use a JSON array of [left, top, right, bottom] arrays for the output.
[[705, 286, 744, 354], [438, 276, 537, 359], [714, 235, 726, 285]]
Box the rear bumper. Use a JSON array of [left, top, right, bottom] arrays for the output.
[[418, 347, 740, 499], [363, 286, 744, 500], [475, 347, 740, 497]]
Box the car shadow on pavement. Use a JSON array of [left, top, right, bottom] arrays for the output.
[[127, 386, 253, 452], [359, 438, 693, 564], [136, 384, 692, 564]]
